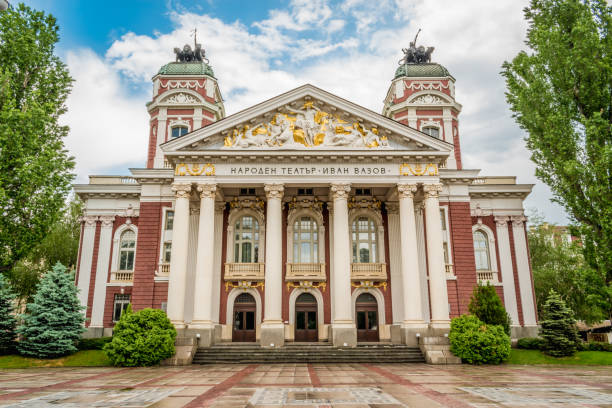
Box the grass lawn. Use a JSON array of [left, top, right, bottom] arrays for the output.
[[0, 350, 111, 369], [507, 349, 612, 365]]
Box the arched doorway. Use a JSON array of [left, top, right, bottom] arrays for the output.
[[356, 292, 379, 342], [232, 293, 256, 342], [295, 293, 317, 342]]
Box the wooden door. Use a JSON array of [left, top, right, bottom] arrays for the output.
[[356, 293, 379, 342], [232, 293, 256, 342], [294, 293, 318, 342]]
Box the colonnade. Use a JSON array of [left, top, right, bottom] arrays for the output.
[[165, 181, 450, 347]]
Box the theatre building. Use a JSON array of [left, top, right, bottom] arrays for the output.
[[74, 41, 538, 350]]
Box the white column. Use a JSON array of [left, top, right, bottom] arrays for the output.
[[423, 183, 451, 329], [386, 203, 403, 324], [190, 184, 217, 335], [261, 183, 284, 347], [90, 215, 115, 328], [77, 216, 98, 309], [211, 202, 225, 324], [397, 184, 426, 328], [495, 216, 520, 326], [166, 182, 192, 329], [330, 183, 356, 346], [511, 216, 538, 327]]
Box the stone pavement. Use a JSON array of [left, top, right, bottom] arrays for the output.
[[0, 363, 610, 407]]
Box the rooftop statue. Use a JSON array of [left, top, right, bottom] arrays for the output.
[[399, 29, 435, 65], [173, 29, 209, 63]]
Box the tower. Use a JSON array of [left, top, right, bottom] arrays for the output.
[[146, 40, 225, 168], [383, 35, 462, 169]]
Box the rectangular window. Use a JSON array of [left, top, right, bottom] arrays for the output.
[[113, 294, 131, 322], [161, 302, 167, 313], [297, 188, 313, 195], [165, 211, 174, 230], [163, 242, 172, 263], [440, 208, 447, 231], [355, 188, 372, 196], [239, 188, 256, 195]]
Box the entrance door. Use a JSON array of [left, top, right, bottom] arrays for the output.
[[232, 293, 256, 342], [356, 293, 379, 342], [294, 293, 318, 342]]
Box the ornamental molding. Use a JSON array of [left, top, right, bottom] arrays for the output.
[[423, 183, 443, 199], [511, 215, 527, 227], [420, 119, 441, 129], [163, 92, 200, 105], [399, 163, 438, 176], [172, 182, 192, 199], [397, 183, 418, 199], [228, 197, 265, 220], [162, 80, 205, 90], [405, 80, 451, 93], [330, 183, 351, 200], [99, 215, 115, 227], [287, 197, 324, 224], [80, 215, 98, 226], [196, 183, 217, 199], [175, 163, 215, 176], [264, 183, 284, 200], [385, 202, 399, 214], [411, 94, 444, 104], [494, 216, 509, 227], [471, 204, 492, 218], [348, 196, 381, 211]]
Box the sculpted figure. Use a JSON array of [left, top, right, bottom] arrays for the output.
[[267, 114, 297, 147], [234, 123, 268, 148], [285, 102, 321, 147]]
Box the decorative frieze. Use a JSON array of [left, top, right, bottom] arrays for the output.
[[399, 163, 438, 176], [330, 183, 351, 200], [175, 163, 215, 176]]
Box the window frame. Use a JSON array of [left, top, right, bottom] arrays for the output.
[[292, 216, 319, 263], [118, 230, 136, 271], [113, 294, 131, 322], [351, 215, 379, 263], [110, 224, 138, 282], [233, 215, 260, 263], [471, 224, 499, 277]]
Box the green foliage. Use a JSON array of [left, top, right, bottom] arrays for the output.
[[0, 274, 16, 354], [0, 3, 75, 275], [449, 315, 511, 364], [103, 306, 176, 367], [539, 290, 580, 357], [516, 337, 545, 350], [468, 282, 512, 335], [17, 263, 85, 358], [0, 350, 110, 368], [577, 341, 612, 352], [507, 349, 612, 365], [77, 337, 112, 351], [528, 212, 610, 323], [502, 0, 612, 321]]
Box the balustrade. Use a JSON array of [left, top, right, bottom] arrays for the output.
[[110, 271, 133, 282], [350, 263, 387, 281], [286, 263, 326, 281], [224, 262, 265, 281]]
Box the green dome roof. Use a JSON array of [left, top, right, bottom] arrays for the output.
[[157, 62, 215, 78], [394, 63, 453, 80]]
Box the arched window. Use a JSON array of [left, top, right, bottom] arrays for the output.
[[119, 230, 136, 271], [293, 216, 318, 263], [473, 230, 490, 270], [422, 126, 440, 138], [351, 216, 378, 263], [234, 215, 259, 263], [171, 126, 188, 138]]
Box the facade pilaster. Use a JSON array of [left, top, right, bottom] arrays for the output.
[[397, 184, 427, 344], [90, 215, 115, 329], [423, 183, 451, 329], [211, 201, 225, 325], [511, 215, 538, 327], [166, 182, 192, 329], [77, 216, 98, 309], [494, 216, 520, 326], [261, 183, 285, 347], [385, 203, 403, 325], [189, 183, 217, 345], [330, 183, 357, 347]]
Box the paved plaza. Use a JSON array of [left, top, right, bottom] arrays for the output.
[[0, 363, 610, 407]]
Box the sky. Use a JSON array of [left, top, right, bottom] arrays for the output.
[[22, 0, 570, 224]]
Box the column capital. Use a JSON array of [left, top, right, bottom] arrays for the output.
[[423, 183, 443, 199], [215, 201, 226, 212], [397, 183, 418, 199], [330, 183, 351, 200], [264, 183, 284, 200], [494, 216, 510, 227], [196, 183, 217, 199], [99, 215, 115, 227], [385, 202, 399, 214], [80, 215, 98, 226], [172, 182, 192, 199], [511, 215, 527, 227]]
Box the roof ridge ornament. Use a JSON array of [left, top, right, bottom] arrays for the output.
[[173, 28, 209, 64], [399, 29, 435, 65]]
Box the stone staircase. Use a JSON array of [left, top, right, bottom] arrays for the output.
[[193, 343, 425, 364]]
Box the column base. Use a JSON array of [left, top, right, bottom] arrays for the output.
[[171, 320, 187, 330], [511, 325, 539, 339], [331, 322, 357, 347], [260, 322, 285, 348], [429, 320, 451, 330], [186, 321, 216, 347], [82, 327, 105, 339], [400, 322, 428, 347]]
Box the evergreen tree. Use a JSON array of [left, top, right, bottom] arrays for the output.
[[0, 274, 16, 354], [468, 282, 512, 335], [17, 262, 85, 358], [540, 289, 580, 357]]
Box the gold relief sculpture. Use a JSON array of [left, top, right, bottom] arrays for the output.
[[399, 163, 438, 176], [286, 281, 327, 292], [225, 280, 264, 292], [351, 281, 388, 291], [175, 163, 215, 176]]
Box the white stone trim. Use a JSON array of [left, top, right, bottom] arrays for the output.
[[110, 223, 138, 275], [406, 90, 454, 105], [90, 216, 115, 328], [226, 288, 263, 328], [226, 207, 266, 263], [167, 118, 191, 141], [288, 288, 325, 329], [348, 208, 386, 264], [351, 287, 386, 327], [471, 223, 499, 277], [385, 204, 404, 324], [286, 207, 325, 264], [77, 217, 97, 309], [495, 217, 520, 325], [512, 217, 538, 326]]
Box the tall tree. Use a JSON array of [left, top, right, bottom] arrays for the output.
[[0, 3, 75, 274], [502, 0, 612, 316]]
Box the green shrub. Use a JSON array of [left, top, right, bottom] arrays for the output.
[[449, 315, 511, 364], [78, 337, 112, 350], [577, 341, 612, 352], [103, 306, 176, 366], [468, 282, 512, 335], [539, 290, 579, 357], [516, 337, 544, 350]]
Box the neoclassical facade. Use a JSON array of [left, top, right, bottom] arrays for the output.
[[75, 42, 538, 347]]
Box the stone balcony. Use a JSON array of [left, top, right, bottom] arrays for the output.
[[350, 263, 387, 281], [477, 270, 499, 284], [156, 262, 170, 278], [285, 263, 326, 281], [110, 271, 133, 283], [224, 262, 265, 281]]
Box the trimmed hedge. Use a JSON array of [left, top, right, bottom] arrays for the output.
[[516, 337, 544, 350], [78, 337, 112, 350], [577, 341, 612, 352], [449, 315, 511, 364]]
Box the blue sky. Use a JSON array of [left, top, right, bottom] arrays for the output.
[[20, 0, 570, 224]]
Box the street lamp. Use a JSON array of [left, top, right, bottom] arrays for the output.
[[0, 0, 9, 11]]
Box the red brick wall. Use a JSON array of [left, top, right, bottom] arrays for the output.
[[322, 207, 332, 324], [146, 122, 157, 168], [103, 286, 133, 327], [219, 206, 229, 325], [85, 222, 101, 326], [131, 201, 171, 310], [508, 224, 525, 325], [452, 119, 462, 169], [281, 205, 289, 322], [381, 210, 393, 324], [449, 202, 478, 315], [75, 222, 85, 284]]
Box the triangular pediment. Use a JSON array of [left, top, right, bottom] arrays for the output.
[[161, 84, 452, 154]]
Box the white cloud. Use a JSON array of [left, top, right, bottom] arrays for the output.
[[64, 0, 569, 223]]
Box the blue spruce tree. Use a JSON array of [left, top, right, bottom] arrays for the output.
[[0, 274, 17, 354], [17, 262, 85, 358]]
